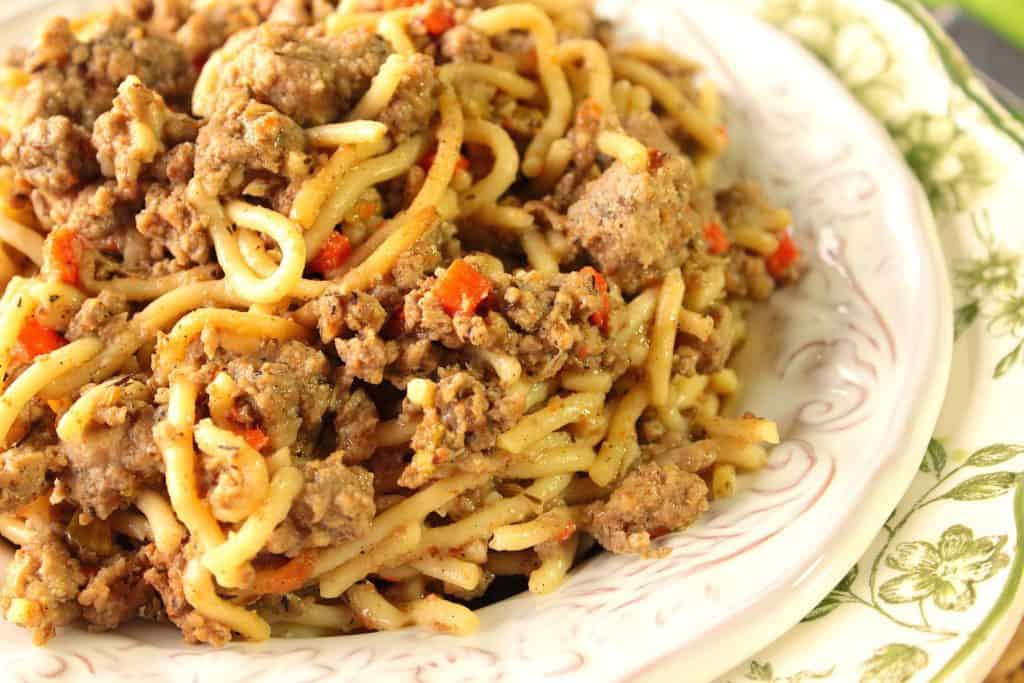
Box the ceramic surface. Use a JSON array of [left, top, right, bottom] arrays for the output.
[[0, 1, 982, 681]]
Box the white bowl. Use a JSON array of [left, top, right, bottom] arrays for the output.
[[0, 1, 952, 680]]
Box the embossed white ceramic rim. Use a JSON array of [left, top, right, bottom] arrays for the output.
[[0, 1, 954, 682], [619, 4, 953, 680]]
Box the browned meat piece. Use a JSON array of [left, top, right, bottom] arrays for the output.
[[639, 432, 717, 473], [267, 0, 336, 26], [222, 340, 334, 456], [314, 290, 399, 385], [439, 25, 491, 62], [544, 95, 610, 211], [215, 24, 391, 126], [66, 291, 130, 341], [583, 461, 709, 557], [78, 551, 154, 631], [192, 91, 309, 200], [563, 157, 701, 294], [401, 266, 623, 381], [724, 251, 775, 301], [332, 389, 379, 464], [400, 368, 522, 488], [2, 116, 98, 193], [56, 183, 125, 244], [266, 451, 375, 556], [3, 400, 52, 452], [624, 111, 681, 156], [18, 14, 193, 129], [694, 304, 735, 374], [141, 544, 232, 645], [176, 0, 262, 60], [0, 537, 87, 644], [312, 291, 384, 343], [0, 433, 63, 513], [91, 77, 200, 199], [136, 182, 212, 267], [378, 53, 438, 141], [391, 221, 459, 291], [716, 181, 784, 233], [125, 0, 327, 45], [32, 182, 135, 249], [53, 377, 163, 520], [386, 338, 442, 390], [335, 334, 398, 385], [120, 0, 192, 35], [150, 141, 196, 184], [500, 268, 617, 377]]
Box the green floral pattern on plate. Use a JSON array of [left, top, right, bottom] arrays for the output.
[[860, 645, 929, 683], [953, 212, 1024, 377], [756, 0, 1003, 211], [800, 441, 1022, 639], [879, 523, 1009, 612], [716, 0, 1024, 680]]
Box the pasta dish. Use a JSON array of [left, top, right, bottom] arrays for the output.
[[0, 0, 800, 644]]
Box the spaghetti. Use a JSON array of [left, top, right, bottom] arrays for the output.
[[0, 0, 801, 647]]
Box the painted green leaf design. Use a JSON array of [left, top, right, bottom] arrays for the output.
[[837, 563, 859, 591], [941, 471, 1020, 501], [994, 340, 1024, 378], [954, 301, 979, 339], [920, 438, 947, 475], [802, 593, 844, 622], [860, 644, 928, 683], [747, 660, 773, 681], [803, 564, 859, 622], [966, 443, 1024, 467]]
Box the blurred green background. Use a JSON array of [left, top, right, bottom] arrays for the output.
[[923, 0, 1024, 50]]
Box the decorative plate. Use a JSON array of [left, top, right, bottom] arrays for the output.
[[699, 0, 1024, 682], [0, 0, 991, 681]]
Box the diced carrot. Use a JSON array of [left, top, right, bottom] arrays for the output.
[[11, 318, 66, 365], [766, 231, 800, 277], [717, 124, 729, 144], [703, 221, 730, 255], [423, 6, 454, 35], [50, 228, 80, 286], [455, 154, 470, 172], [435, 259, 492, 316], [647, 148, 666, 170], [309, 231, 352, 276], [250, 551, 316, 595], [356, 199, 379, 221], [581, 266, 610, 331], [238, 426, 269, 452], [555, 520, 577, 542]]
